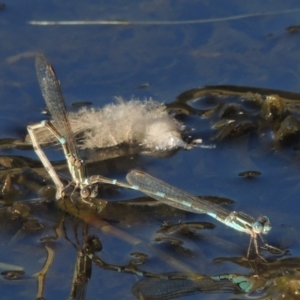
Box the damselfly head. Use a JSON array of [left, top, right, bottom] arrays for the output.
[[253, 216, 271, 234], [80, 186, 90, 199], [80, 184, 98, 199], [260, 216, 271, 234]]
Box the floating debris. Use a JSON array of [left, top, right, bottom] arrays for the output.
[[238, 171, 262, 178], [286, 25, 300, 33], [137, 83, 150, 89], [1, 270, 25, 280], [29, 98, 191, 154]]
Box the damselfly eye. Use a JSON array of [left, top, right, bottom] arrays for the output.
[[252, 221, 263, 234], [90, 185, 98, 198], [259, 216, 270, 225], [80, 187, 90, 199], [257, 216, 271, 234]]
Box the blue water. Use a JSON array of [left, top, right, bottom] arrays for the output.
[[1, 1, 300, 299]]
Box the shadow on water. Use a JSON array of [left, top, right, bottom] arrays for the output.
[[2, 1, 300, 299]]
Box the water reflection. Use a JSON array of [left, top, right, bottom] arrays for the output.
[[133, 256, 300, 299], [2, 85, 300, 299], [0, 167, 297, 299]]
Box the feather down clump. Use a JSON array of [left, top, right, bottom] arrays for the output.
[[35, 98, 187, 152], [71, 98, 186, 151]]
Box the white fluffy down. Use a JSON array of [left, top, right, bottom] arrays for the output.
[[36, 98, 186, 152]]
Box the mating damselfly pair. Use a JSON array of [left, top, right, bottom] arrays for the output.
[[27, 54, 284, 259]]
